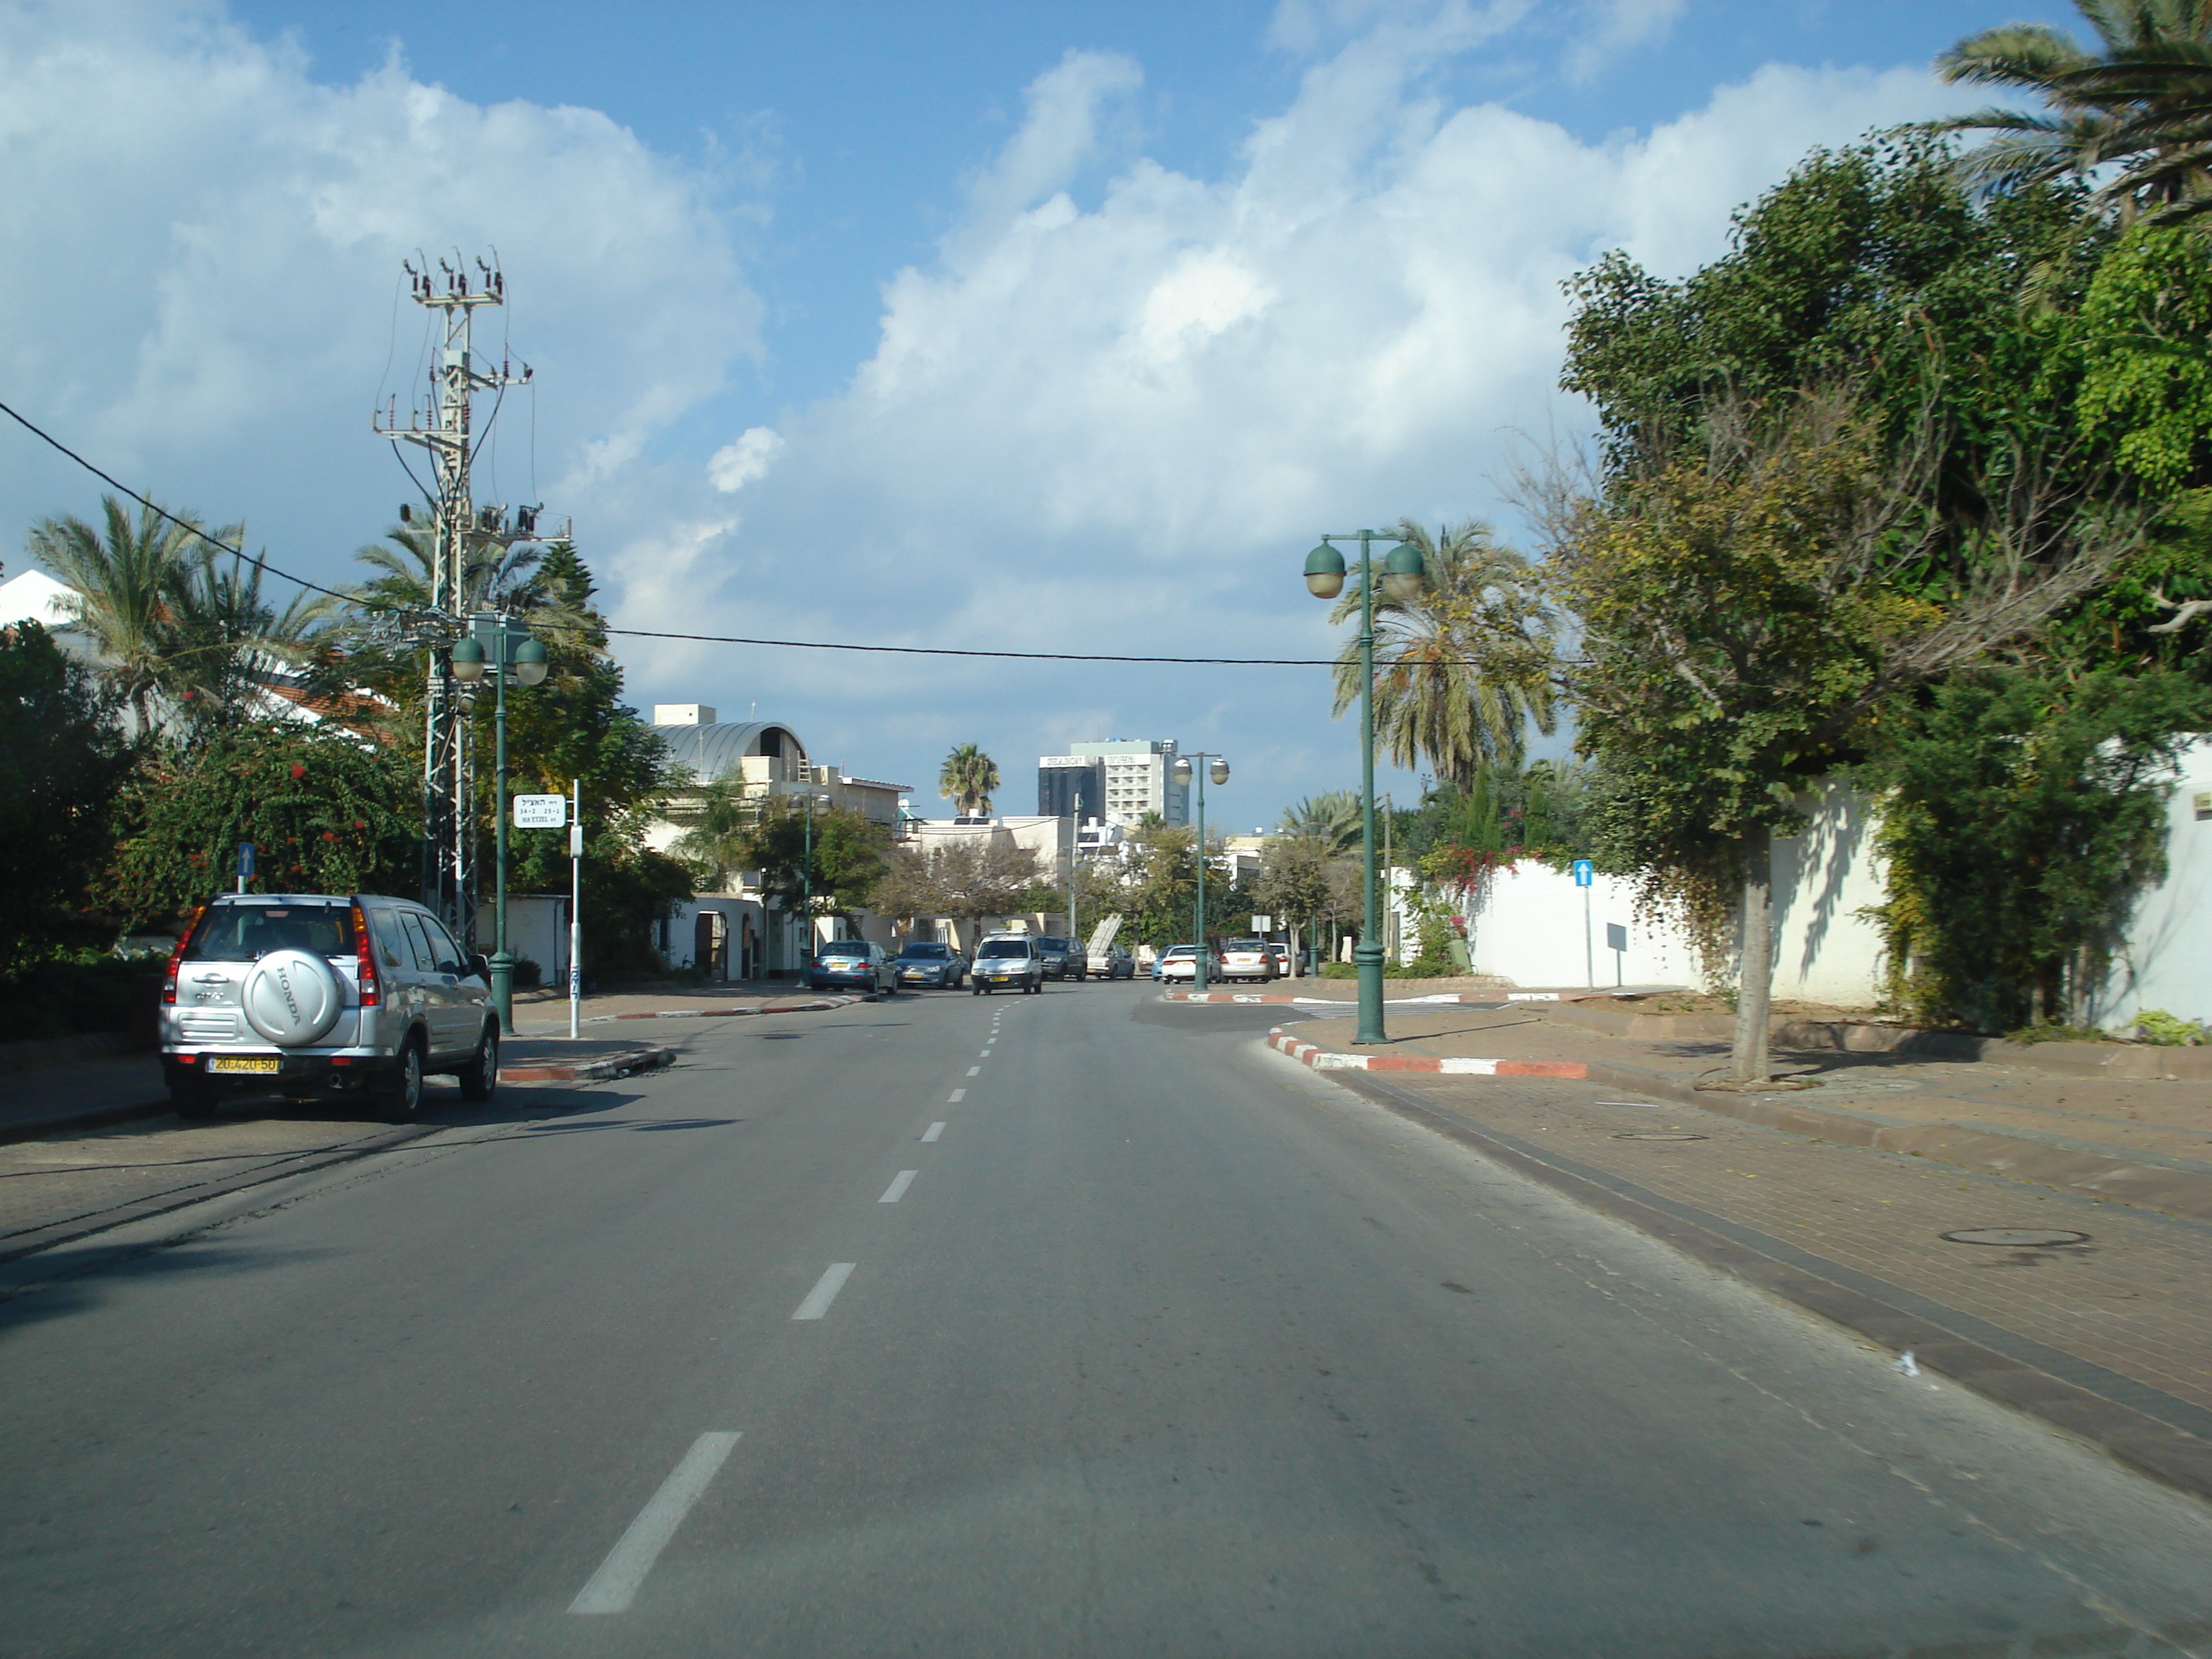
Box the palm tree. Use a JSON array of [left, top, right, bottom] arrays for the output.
[[1277, 791, 1363, 854], [938, 742, 999, 817], [1931, 1, 2212, 222], [24, 495, 321, 735], [1328, 518, 1555, 792]]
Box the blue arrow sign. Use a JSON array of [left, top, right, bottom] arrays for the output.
[[1572, 859, 1593, 888]]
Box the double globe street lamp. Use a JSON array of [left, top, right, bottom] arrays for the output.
[[1303, 530, 1426, 1045], [450, 616, 549, 1034], [1170, 752, 1229, 993]]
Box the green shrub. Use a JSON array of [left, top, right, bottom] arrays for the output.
[[0, 953, 157, 1043], [2131, 1008, 2205, 1046], [1319, 961, 1357, 979]]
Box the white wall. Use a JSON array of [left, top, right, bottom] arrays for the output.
[[1768, 784, 1889, 1007], [2095, 737, 2212, 1029], [1459, 861, 1701, 990], [1457, 786, 1889, 1003]]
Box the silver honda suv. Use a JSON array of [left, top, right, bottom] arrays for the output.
[[161, 893, 499, 1121]]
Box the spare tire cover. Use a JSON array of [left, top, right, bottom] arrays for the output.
[[240, 949, 345, 1046]]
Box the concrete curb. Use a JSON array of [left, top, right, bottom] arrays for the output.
[[499, 1046, 678, 1084], [1265, 1025, 1588, 1079], [1299, 1058, 2212, 1509], [1574, 1058, 2212, 1226], [1165, 989, 1633, 1006]]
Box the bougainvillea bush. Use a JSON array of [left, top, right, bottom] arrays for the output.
[[107, 721, 419, 930]]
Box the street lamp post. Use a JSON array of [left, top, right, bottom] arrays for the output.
[[799, 788, 831, 970], [1067, 789, 1084, 972], [1171, 752, 1230, 993], [1302, 530, 1424, 1045], [449, 616, 549, 1035]]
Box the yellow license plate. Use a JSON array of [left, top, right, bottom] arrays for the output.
[[207, 1054, 281, 1074]]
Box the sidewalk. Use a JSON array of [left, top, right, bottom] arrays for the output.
[[1276, 1006, 2212, 1223], [1269, 1013, 2212, 1502]]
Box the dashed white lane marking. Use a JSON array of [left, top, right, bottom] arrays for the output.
[[791, 1262, 856, 1321], [922, 1123, 945, 1142], [948, 1088, 966, 1102], [568, 1432, 742, 1615], [966, 1066, 981, 1076], [980, 1048, 992, 1056], [879, 1169, 917, 1203]]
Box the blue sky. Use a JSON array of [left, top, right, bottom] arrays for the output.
[[4, 1, 2082, 824]]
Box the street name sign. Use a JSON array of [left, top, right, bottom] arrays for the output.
[[513, 794, 568, 829]]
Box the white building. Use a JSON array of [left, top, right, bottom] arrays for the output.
[[1041, 739, 1188, 827], [642, 704, 913, 979]]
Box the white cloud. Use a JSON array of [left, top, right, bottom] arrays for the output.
[[708, 426, 785, 492], [0, 1, 1982, 822], [1568, 0, 1689, 81], [647, 26, 1969, 814], [0, 0, 759, 585]]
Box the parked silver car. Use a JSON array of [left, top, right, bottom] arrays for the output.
[[161, 894, 499, 1122]]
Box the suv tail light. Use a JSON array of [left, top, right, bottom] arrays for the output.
[[351, 902, 380, 1006], [161, 906, 203, 1004]]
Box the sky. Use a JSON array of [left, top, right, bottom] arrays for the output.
[[0, 0, 2087, 827]]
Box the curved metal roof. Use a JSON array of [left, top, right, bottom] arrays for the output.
[[655, 720, 808, 783]]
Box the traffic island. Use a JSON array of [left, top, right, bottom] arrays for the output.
[[498, 1043, 677, 1084]]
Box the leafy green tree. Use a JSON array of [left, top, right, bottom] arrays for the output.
[[1866, 665, 2209, 1031], [1254, 832, 1340, 971], [1550, 395, 2136, 1082], [105, 721, 418, 930], [0, 624, 135, 974], [729, 801, 889, 924], [938, 743, 999, 817], [869, 837, 1048, 938], [1327, 518, 1555, 788]]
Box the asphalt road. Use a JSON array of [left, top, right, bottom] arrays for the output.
[[2, 981, 2208, 1659]]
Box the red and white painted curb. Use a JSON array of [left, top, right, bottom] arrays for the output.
[[1265, 1025, 1587, 1079], [1166, 989, 1590, 1007]]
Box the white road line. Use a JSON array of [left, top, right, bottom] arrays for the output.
[[568, 1432, 742, 1615], [980, 1049, 992, 1056], [791, 1262, 856, 1321], [966, 1066, 980, 1076], [948, 1088, 966, 1102], [922, 1122, 945, 1142], [879, 1169, 917, 1203]]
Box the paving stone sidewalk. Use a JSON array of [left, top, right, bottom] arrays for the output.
[[1290, 1007, 2212, 1223], [1270, 1018, 2212, 1501]]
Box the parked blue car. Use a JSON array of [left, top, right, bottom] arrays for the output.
[[893, 940, 968, 989]]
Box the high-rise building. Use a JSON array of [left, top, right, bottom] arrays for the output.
[[1036, 757, 1105, 822], [1038, 739, 1187, 827]]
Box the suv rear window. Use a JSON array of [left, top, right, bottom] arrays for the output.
[[184, 902, 357, 961]]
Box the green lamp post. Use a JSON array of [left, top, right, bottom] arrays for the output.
[[1303, 531, 1424, 1044], [1171, 752, 1229, 992], [450, 617, 549, 1035]]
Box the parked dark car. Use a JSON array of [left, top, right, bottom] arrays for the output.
[[809, 939, 894, 993], [893, 940, 967, 989], [160, 891, 498, 1123], [1033, 935, 1084, 981]]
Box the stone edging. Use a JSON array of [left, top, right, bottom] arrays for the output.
[[499, 1046, 678, 1084], [1265, 1025, 1588, 1079]]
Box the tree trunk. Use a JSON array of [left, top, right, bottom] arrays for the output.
[[1728, 824, 1773, 1084]]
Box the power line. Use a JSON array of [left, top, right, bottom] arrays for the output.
[[3, 394, 1504, 670], [601, 626, 1345, 666], [0, 396, 357, 606]]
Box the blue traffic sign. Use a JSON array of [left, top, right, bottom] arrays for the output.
[[238, 842, 255, 880], [1572, 859, 1593, 888]]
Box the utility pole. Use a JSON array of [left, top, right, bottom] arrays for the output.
[[372, 254, 555, 949]]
